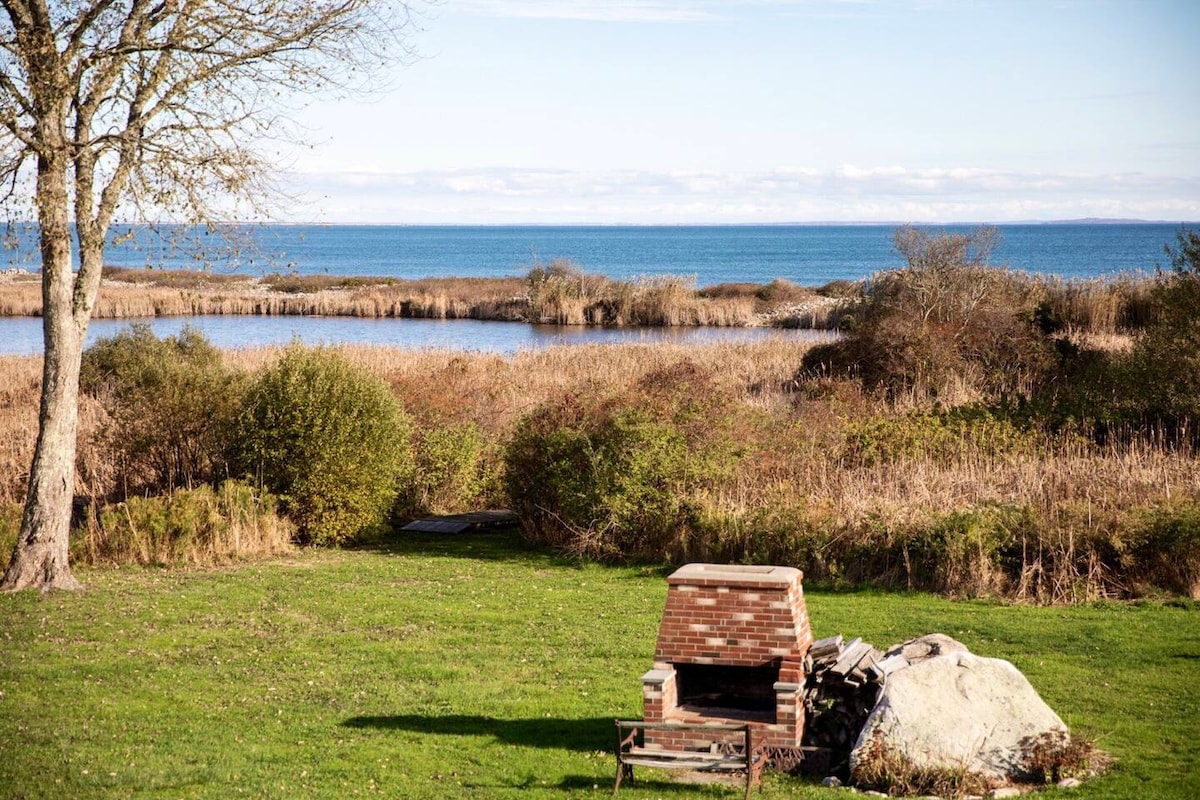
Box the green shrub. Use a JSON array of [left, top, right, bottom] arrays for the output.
[[80, 324, 243, 497], [234, 346, 413, 545], [505, 396, 689, 559], [82, 480, 292, 566], [504, 361, 740, 561], [1120, 230, 1200, 437], [689, 503, 844, 574], [841, 407, 1037, 467], [905, 507, 1028, 597], [1126, 505, 1200, 598], [1042, 231, 1200, 442], [400, 421, 498, 517]]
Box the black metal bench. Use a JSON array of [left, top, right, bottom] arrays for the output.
[[613, 721, 764, 799]]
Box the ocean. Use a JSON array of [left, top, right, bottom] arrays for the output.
[[2, 222, 1190, 285]]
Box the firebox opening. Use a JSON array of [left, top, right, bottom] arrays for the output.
[[674, 662, 780, 718]]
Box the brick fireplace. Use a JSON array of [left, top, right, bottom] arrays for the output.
[[641, 564, 813, 752]]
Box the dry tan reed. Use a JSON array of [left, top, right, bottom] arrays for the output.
[[0, 269, 816, 328], [2, 337, 1195, 598]]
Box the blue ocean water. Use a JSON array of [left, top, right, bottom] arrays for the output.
[[2, 222, 1189, 285]]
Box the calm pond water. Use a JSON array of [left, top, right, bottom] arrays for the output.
[[0, 315, 831, 357]]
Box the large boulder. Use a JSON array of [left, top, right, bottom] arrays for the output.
[[849, 635, 1067, 786]]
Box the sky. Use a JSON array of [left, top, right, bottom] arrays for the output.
[[284, 0, 1200, 224]]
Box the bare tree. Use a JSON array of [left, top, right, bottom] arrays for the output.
[[1, 0, 413, 591]]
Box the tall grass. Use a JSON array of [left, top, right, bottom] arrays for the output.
[[80, 480, 293, 567], [1, 265, 813, 327], [1, 262, 1168, 338], [2, 333, 1196, 599], [308, 342, 1199, 600]]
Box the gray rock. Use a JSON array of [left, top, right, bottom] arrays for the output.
[[990, 787, 1024, 798], [1057, 777, 1082, 788], [884, 632, 970, 664], [822, 775, 843, 787], [850, 642, 1067, 785]]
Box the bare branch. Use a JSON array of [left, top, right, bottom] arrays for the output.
[[2, 0, 417, 590]]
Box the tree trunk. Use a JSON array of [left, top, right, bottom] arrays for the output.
[[1, 154, 84, 592]]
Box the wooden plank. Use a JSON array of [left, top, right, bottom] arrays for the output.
[[621, 756, 745, 771], [401, 519, 473, 533], [850, 646, 883, 680], [401, 509, 519, 533], [828, 638, 869, 677], [627, 749, 743, 763], [809, 634, 843, 659]]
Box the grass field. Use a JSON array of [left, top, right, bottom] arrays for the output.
[[2, 530, 1197, 799]]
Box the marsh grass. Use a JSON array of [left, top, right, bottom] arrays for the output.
[[2, 338, 1197, 598], [0, 532, 1196, 799], [0, 266, 818, 327], [82, 480, 293, 566], [103, 266, 251, 289], [0, 262, 1167, 336]]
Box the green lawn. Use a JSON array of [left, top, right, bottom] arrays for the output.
[[2, 531, 1197, 799]]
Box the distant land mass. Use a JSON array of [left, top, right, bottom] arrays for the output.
[[1040, 217, 1195, 225], [750, 218, 1197, 227]]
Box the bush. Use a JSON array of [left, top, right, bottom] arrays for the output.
[[504, 361, 740, 561], [80, 324, 243, 497], [801, 226, 1056, 403], [841, 407, 1037, 467], [234, 346, 413, 545], [399, 421, 498, 517], [905, 507, 1028, 597], [1126, 505, 1200, 598], [1043, 230, 1200, 442], [1119, 230, 1200, 437], [1019, 731, 1109, 784], [81, 480, 292, 566]]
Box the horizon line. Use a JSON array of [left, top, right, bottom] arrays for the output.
[[5, 217, 1198, 228]]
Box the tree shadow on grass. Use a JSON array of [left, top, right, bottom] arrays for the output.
[[341, 713, 615, 753], [353, 528, 677, 581], [342, 715, 749, 795], [353, 527, 569, 566]]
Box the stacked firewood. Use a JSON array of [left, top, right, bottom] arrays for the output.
[[800, 635, 911, 772]]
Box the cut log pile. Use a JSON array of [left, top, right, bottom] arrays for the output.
[[800, 634, 898, 772]]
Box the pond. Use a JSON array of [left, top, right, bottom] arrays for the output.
[[0, 315, 833, 356]]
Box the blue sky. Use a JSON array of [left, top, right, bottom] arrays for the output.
[[287, 0, 1200, 224]]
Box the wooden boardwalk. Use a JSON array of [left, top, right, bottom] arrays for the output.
[[399, 509, 519, 534]]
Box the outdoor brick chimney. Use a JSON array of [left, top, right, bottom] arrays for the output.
[[641, 563, 813, 751]]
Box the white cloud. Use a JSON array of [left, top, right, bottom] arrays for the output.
[[288, 165, 1200, 224]]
